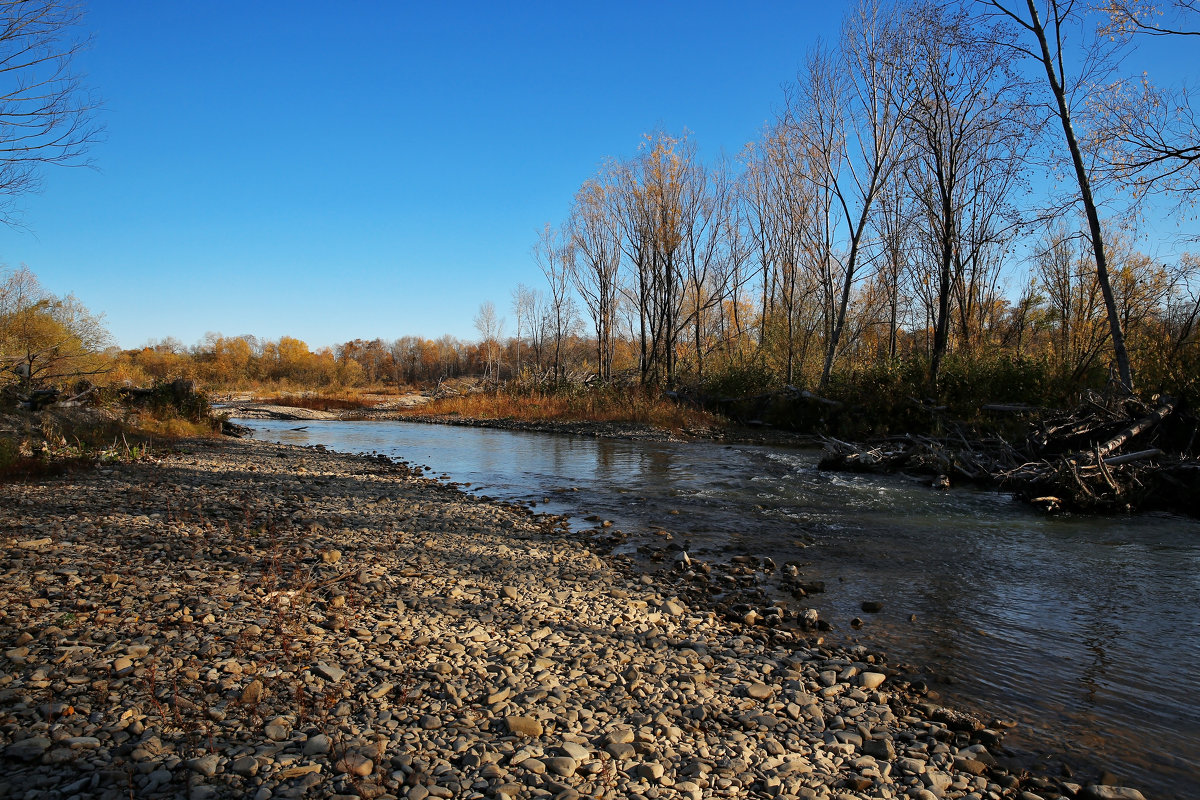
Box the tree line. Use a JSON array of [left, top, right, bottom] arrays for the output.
[[498, 0, 1200, 402]]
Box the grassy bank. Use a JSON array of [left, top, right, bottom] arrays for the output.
[[383, 385, 724, 433]]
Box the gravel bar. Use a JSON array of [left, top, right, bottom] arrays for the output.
[[0, 438, 1138, 800]]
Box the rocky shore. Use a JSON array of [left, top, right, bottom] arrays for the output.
[[1, 438, 1142, 800]]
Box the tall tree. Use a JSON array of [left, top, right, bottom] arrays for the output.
[[473, 301, 504, 382], [510, 283, 537, 379], [979, 0, 1136, 390], [901, 3, 1027, 384], [788, 0, 908, 389], [533, 223, 576, 383], [568, 172, 621, 380]]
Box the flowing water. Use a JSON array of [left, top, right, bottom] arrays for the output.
[[242, 418, 1200, 798]]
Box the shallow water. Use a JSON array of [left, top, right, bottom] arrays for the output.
[[243, 419, 1200, 798]]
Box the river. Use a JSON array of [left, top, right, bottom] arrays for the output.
[[241, 418, 1199, 798]]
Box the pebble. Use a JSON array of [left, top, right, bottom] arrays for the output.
[[606, 742, 636, 760], [1080, 788, 1148, 800], [241, 678, 265, 705], [859, 672, 887, 690], [231, 755, 259, 776], [547, 756, 577, 777], [506, 716, 544, 737], [315, 661, 346, 682], [558, 742, 590, 761], [335, 752, 374, 777], [747, 682, 774, 699], [187, 753, 220, 777], [304, 733, 331, 755], [264, 717, 290, 741]]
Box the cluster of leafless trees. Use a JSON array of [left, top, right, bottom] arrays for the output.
[[508, 0, 1200, 395]]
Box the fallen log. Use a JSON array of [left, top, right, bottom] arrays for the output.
[[1083, 399, 1175, 463], [819, 393, 1197, 516], [1101, 448, 1163, 466]]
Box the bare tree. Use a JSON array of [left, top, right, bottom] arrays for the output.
[[742, 123, 826, 384], [533, 223, 576, 383], [608, 131, 692, 386], [784, 0, 908, 389], [901, 3, 1027, 384], [568, 171, 621, 380], [0, 1, 102, 224], [978, 0, 1135, 390], [510, 283, 538, 378], [678, 154, 737, 382], [473, 301, 504, 383]]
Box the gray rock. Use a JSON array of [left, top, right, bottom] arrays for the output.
[[187, 753, 220, 777], [547, 756, 576, 777], [264, 717, 290, 741], [66, 736, 101, 749], [858, 672, 886, 690], [922, 769, 952, 792], [605, 728, 634, 744], [304, 734, 331, 755], [5, 737, 51, 761], [558, 742, 590, 761], [862, 738, 895, 760], [746, 682, 773, 699], [605, 742, 636, 760], [231, 755, 259, 776], [315, 661, 346, 682], [1080, 788, 1147, 800], [241, 678, 265, 705]]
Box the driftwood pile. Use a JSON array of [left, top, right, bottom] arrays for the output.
[[820, 392, 1200, 515]]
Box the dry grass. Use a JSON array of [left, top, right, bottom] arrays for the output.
[[393, 387, 725, 432]]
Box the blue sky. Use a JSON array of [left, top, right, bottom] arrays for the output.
[[0, 1, 1195, 350]]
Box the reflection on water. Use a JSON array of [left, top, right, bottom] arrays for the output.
[[244, 419, 1200, 798]]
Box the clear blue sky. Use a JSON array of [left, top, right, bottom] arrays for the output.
[[0, 1, 1195, 350]]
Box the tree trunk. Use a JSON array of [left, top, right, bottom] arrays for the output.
[[1026, 0, 1134, 392]]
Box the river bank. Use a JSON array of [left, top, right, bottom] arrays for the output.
[[0, 436, 1138, 800]]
